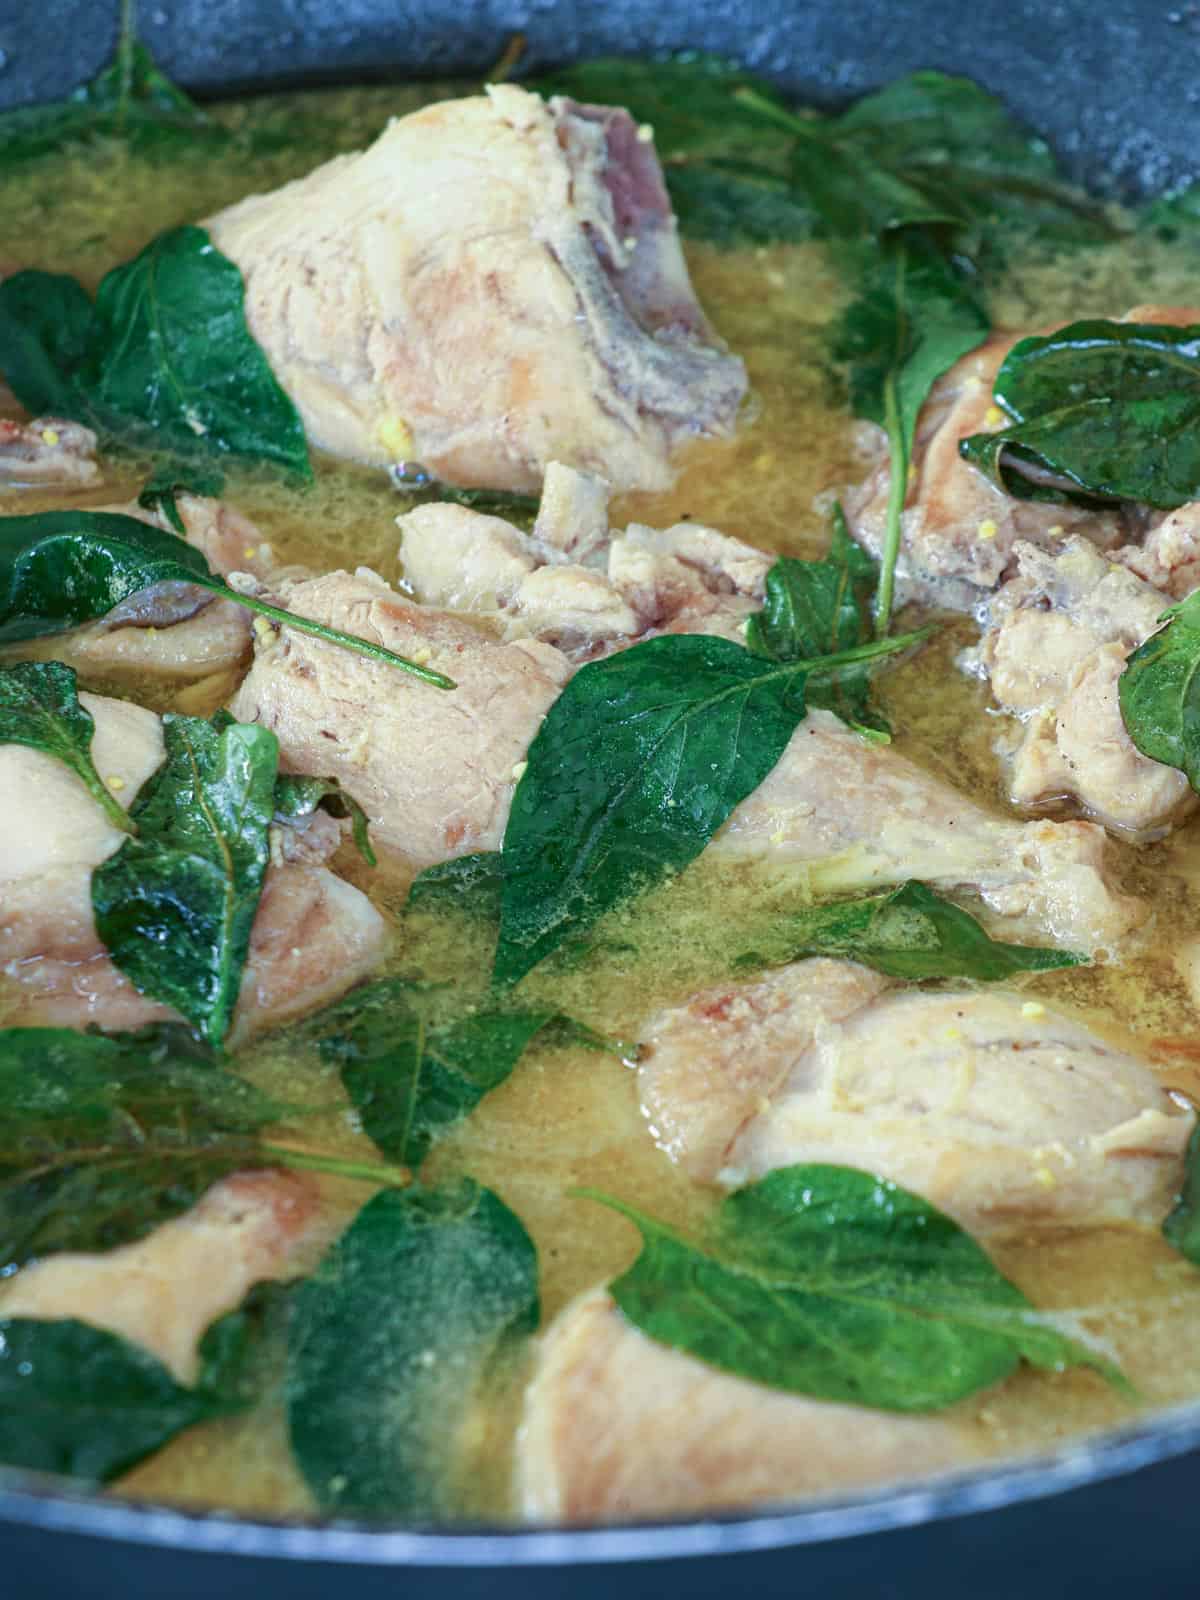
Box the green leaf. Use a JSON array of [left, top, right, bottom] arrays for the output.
[[735, 880, 1085, 980], [1163, 1121, 1200, 1265], [0, 228, 310, 477], [959, 320, 1200, 509], [1141, 180, 1200, 240], [493, 634, 809, 988], [91, 713, 279, 1047], [0, 509, 456, 686], [273, 773, 376, 867], [834, 232, 989, 631], [590, 1165, 1122, 1412], [137, 465, 226, 536], [0, 1026, 286, 1275], [493, 628, 925, 988], [0, 1310, 250, 1482], [0, 37, 217, 167], [287, 1181, 539, 1518], [0, 660, 134, 834], [406, 851, 506, 918], [745, 506, 889, 737], [1118, 589, 1200, 789], [663, 162, 815, 247], [309, 980, 558, 1168]]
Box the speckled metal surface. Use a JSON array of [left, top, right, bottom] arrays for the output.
[[0, 0, 1197, 198], [1, 3, 1199, 1591]]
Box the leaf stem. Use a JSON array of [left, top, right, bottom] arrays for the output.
[[731, 87, 820, 140], [873, 374, 909, 638], [260, 1142, 413, 1189], [203, 582, 457, 690], [88, 772, 139, 836]]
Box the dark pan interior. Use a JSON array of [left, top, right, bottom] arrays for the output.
[[1, 1, 1200, 1592]]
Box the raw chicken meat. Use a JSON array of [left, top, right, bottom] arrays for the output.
[[518, 1287, 981, 1521], [0, 1170, 320, 1383], [965, 537, 1194, 839], [0, 690, 387, 1038], [637, 960, 1193, 1233], [0, 416, 100, 489], [207, 87, 746, 492]]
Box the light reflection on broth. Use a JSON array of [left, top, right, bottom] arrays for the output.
[[4, 77, 1200, 1521]]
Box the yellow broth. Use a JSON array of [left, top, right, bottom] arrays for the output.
[[2, 79, 1200, 1521]]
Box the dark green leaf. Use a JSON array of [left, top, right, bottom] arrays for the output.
[[0, 509, 456, 686], [1141, 180, 1200, 240], [1118, 589, 1200, 788], [273, 773, 376, 867], [494, 634, 810, 988], [287, 1181, 539, 1518], [0, 227, 310, 477], [494, 627, 924, 988], [92, 713, 278, 1046], [663, 162, 815, 247], [0, 660, 134, 834], [0, 1026, 286, 1274], [960, 320, 1200, 510], [745, 506, 889, 736], [0, 1279, 281, 1482], [0, 38, 217, 166], [834, 231, 988, 630], [138, 465, 227, 535], [0, 272, 94, 416], [310, 980, 558, 1167], [735, 880, 1085, 980], [591, 1164, 1121, 1411], [1164, 1121, 1200, 1265], [0, 1313, 241, 1481], [406, 851, 505, 918]]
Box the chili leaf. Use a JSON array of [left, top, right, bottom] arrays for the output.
[[0, 660, 133, 834], [91, 713, 279, 1046], [960, 320, 1200, 509], [0, 509, 455, 686], [0, 36, 216, 166], [0, 1026, 287, 1275], [1118, 590, 1200, 788], [309, 980, 559, 1168], [589, 1165, 1122, 1412], [493, 629, 924, 988], [273, 773, 376, 867], [287, 1181, 539, 1518], [0, 1296, 266, 1482], [835, 232, 989, 631], [0, 228, 309, 477], [745, 506, 889, 737], [735, 880, 1085, 980], [663, 162, 815, 248], [1164, 1122, 1200, 1266], [137, 465, 226, 535]]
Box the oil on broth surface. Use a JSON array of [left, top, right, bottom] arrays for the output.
[[4, 79, 1200, 1520]]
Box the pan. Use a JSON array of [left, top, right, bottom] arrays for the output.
[[0, 2, 1198, 1594]]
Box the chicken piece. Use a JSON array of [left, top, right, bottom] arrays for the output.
[[1114, 501, 1200, 600], [710, 709, 1141, 956], [519, 1287, 981, 1521], [207, 87, 745, 492], [228, 567, 573, 875], [0, 416, 100, 489], [530, 460, 611, 563], [0, 691, 387, 1037], [843, 334, 1118, 609], [637, 960, 1193, 1234], [397, 476, 768, 656], [966, 538, 1194, 840], [0, 1171, 319, 1383]]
